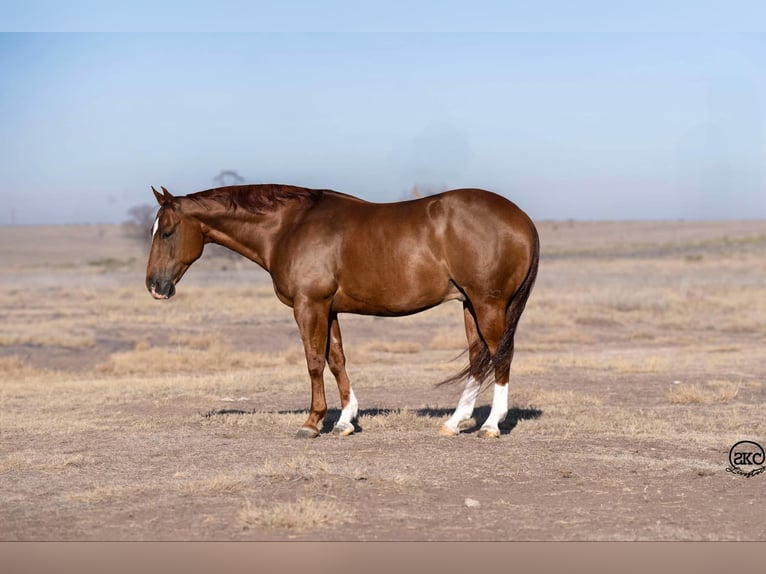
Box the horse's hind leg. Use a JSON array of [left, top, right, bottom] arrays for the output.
[[440, 303, 485, 436], [478, 362, 511, 438], [471, 301, 512, 439], [327, 313, 358, 436]]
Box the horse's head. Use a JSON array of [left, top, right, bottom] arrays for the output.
[[145, 186, 205, 300]]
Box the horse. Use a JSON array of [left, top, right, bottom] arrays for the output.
[[145, 184, 539, 439]]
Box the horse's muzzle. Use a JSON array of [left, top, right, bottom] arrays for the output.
[[147, 278, 176, 300]]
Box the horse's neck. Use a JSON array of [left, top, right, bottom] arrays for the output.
[[181, 200, 284, 271]]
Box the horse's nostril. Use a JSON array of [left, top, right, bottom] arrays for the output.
[[147, 279, 162, 296], [147, 278, 174, 299]]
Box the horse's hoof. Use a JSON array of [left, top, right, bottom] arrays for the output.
[[439, 424, 459, 437], [458, 417, 477, 431], [295, 427, 320, 439], [477, 427, 500, 439], [332, 421, 355, 436]]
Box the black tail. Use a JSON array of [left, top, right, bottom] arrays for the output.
[[439, 222, 540, 387]]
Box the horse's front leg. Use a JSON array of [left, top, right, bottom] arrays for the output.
[[293, 296, 331, 438]]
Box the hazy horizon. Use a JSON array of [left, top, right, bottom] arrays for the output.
[[2, 24, 765, 224]]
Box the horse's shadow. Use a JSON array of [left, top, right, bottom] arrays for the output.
[[202, 404, 543, 436], [414, 405, 543, 435]]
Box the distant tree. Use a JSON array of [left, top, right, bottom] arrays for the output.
[[209, 170, 248, 262], [123, 203, 156, 249], [213, 170, 246, 187], [127, 204, 155, 228], [405, 183, 446, 200]]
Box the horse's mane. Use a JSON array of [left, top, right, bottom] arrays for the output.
[[185, 184, 324, 214]]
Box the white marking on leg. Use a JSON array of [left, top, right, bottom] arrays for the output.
[[443, 375, 481, 434], [481, 383, 509, 433], [333, 387, 358, 435], [337, 388, 358, 427], [152, 216, 159, 238]]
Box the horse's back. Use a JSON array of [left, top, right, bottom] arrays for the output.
[[321, 187, 532, 229], [310, 188, 537, 315], [317, 187, 537, 273]]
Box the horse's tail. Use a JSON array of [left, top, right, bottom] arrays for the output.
[[491, 221, 539, 380], [439, 221, 540, 387]]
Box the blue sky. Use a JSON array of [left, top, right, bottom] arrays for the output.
[[1, 5, 765, 223]]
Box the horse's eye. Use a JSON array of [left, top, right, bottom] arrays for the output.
[[161, 230, 174, 240]]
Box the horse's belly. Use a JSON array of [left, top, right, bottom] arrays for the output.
[[331, 275, 463, 316]]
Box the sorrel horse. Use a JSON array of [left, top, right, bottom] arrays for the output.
[[146, 184, 539, 438]]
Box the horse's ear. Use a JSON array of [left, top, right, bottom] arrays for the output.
[[151, 186, 176, 207], [152, 186, 164, 206]]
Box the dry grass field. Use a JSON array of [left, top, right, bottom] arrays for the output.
[[1, 219, 764, 540]]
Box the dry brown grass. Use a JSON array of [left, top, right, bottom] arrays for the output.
[[510, 355, 551, 376], [96, 343, 289, 375], [548, 353, 671, 374], [0, 328, 96, 349], [0, 355, 52, 379], [257, 455, 332, 480], [168, 332, 223, 350], [509, 387, 604, 408], [0, 451, 95, 475], [428, 330, 467, 350], [66, 485, 149, 504], [358, 408, 435, 432], [177, 475, 251, 497], [667, 380, 741, 404], [360, 340, 424, 354], [238, 497, 353, 532]]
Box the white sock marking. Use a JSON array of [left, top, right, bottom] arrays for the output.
[[443, 375, 481, 433], [337, 388, 358, 427], [482, 383, 509, 432]]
